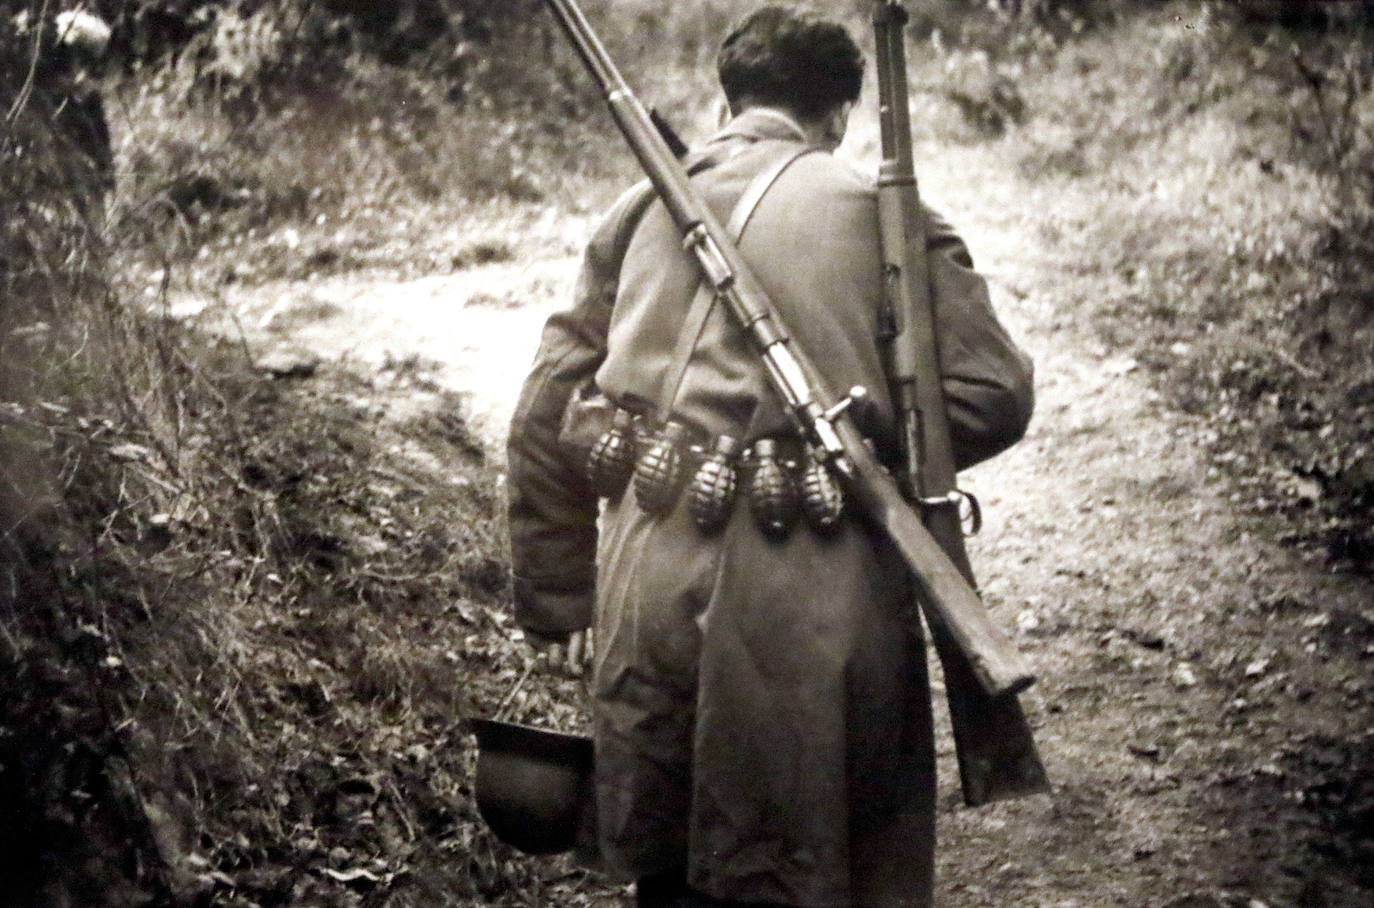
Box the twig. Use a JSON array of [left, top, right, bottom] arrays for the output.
[[1273, 346, 1321, 380], [356, 568, 437, 584], [5, 0, 50, 125], [384, 776, 417, 843], [495, 658, 536, 721], [281, 0, 318, 66]]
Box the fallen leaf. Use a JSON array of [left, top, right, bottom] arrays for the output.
[[110, 443, 151, 462], [323, 867, 383, 885]]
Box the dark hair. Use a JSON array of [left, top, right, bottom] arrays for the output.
[[717, 6, 863, 121]]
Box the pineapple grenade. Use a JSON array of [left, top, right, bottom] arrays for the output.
[[634, 421, 690, 515], [688, 434, 743, 534], [587, 409, 637, 498], [747, 438, 798, 539], [800, 452, 845, 533]]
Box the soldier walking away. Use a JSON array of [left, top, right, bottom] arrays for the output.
[[507, 6, 1036, 906]]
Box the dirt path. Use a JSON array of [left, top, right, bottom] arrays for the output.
[[923, 146, 1374, 907], [190, 142, 1373, 906], [171, 213, 594, 447]]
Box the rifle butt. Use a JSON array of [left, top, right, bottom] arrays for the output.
[[839, 422, 1034, 698]]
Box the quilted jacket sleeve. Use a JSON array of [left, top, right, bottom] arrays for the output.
[[505, 185, 651, 641], [924, 207, 1035, 469]]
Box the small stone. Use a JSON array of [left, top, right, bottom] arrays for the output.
[[1127, 742, 1161, 761], [1123, 627, 1165, 650], [257, 349, 321, 379], [1104, 356, 1138, 376]]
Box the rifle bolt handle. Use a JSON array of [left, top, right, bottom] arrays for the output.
[[822, 385, 869, 422]]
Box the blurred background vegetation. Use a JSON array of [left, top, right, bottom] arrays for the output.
[[3, 0, 1374, 904]]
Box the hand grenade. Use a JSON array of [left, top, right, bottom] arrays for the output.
[[687, 434, 742, 534], [634, 420, 690, 515], [747, 438, 798, 539], [799, 452, 845, 534], [586, 409, 637, 499]]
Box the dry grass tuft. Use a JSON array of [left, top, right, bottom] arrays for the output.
[[1, 9, 607, 901]]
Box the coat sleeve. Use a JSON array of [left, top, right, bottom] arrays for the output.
[[505, 185, 652, 641], [924, 207, 1035, 469]]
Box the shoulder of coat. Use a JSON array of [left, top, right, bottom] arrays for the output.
[[779, 149, 877, 198], [589, 179, 657, 243], [606, 179, 656, 220]]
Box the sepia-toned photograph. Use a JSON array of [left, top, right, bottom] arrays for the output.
[[1, 1, 1371, 905]]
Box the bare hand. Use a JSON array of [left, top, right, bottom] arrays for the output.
[[534, 629, 595, 677]]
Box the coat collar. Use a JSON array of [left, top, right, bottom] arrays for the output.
[[706, 107, 810, 148]]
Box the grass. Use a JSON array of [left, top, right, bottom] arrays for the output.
[[109, 62, 611, 287], [0, 318, 593, 901], [1018, 4, 1374, 568]]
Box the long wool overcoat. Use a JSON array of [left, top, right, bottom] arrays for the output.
[[506, 109, 1035, 906]]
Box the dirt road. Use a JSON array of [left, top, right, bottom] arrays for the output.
[[190, 142, 1373, 906], [171, 231, 587, 446]]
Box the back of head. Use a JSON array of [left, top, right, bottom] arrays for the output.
[[717, 5, 863, 122]]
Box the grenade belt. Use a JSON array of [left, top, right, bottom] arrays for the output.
[[585, 409, 846, 539]]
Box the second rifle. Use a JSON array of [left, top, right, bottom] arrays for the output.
[[873, 0, 1049, 804]]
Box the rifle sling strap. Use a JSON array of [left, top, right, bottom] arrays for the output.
[[654, 147, 818, 423]]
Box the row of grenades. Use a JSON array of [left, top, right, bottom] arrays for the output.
[[586, 415, 845, 538]]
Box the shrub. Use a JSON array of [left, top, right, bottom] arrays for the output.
[[1265, 19, 1374, 563]]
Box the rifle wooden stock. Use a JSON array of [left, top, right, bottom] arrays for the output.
[[542, 0, 1033, 697], [835, 419, 1034, 695]]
